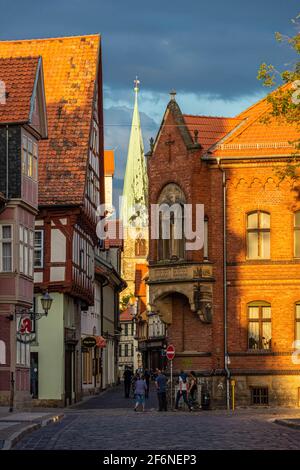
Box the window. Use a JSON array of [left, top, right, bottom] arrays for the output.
[[296, 304, 300, 341], [251, 387, 268, 405], [247, 211, 270, 259], [22, 134, 38, 180], [294, 212, 300, 258], [248, 302, 271, 350], [0, 225, 12, 272], [0, 340, 6, 364], [157, 184, 186, 261], [19, 226, 34, 276], [135, 237, 147, 257], [34, 230, 44, 268], [125, 344, 129, 357]]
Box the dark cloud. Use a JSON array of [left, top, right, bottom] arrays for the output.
[[0, 0, 298, 98]]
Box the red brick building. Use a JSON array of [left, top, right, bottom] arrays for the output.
[[147, 91, 300, 407]]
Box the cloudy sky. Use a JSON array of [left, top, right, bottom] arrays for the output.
[[0, 0, 298, 204]]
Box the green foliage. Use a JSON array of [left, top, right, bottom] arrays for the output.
[[258, 13, 300, 178], [120, 293, 134, 312]]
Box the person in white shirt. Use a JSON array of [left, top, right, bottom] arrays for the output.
[[175, 370, 193, 411]]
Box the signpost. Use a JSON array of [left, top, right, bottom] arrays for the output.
[[166, 344, 175, 409]]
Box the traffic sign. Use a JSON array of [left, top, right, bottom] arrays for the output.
[[166, 344, 175, 360]]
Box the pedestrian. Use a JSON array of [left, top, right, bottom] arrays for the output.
[[123, 366, 133, 398], [134, 375, 147, 412], [188, 371, 197, 406], [144, 368, 150, 398], [155, 369, 167, 411], [175, 370, 193, 411]]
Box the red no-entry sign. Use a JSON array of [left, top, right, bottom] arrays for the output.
[[166, 344, 175, 360]]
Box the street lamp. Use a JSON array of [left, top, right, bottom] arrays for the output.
[[40, 291, 53, 317]]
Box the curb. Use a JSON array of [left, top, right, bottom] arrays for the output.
[[1, 413, 64, 450], [274, 419, 300, 430]]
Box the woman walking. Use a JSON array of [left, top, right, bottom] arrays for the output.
[[134, 375, 148, 412]]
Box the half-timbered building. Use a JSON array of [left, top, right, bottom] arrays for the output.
[[0, 35, 104, 406]]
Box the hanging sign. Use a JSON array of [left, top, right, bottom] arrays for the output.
[[82, 336, 97, 348]]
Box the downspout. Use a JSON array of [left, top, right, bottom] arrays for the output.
[[6, 125, 9, 199], [216, 157, 230, 410]]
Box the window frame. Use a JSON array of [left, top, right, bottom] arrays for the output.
[[251, 387, 269, 405], [295, 303, 300, 342], [246, 211, 270, 260], [0, 224, 13, 272], [247, 301, 272, 351], [294, 211, 300, 258], [34, 229, 44, 269]]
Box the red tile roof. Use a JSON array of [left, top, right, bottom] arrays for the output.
[[0, 35, 101, 206], [183, 115, 243, 150], [0, 57, 40, 124], [120, 307, 133, 322], [210, 86, 299, 157]]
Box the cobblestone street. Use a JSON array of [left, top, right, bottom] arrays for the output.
[[12, 385, 300, 450]]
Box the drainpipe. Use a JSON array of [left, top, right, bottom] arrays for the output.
[[6, 125, 9, 199], [216, 157, 230, 410]]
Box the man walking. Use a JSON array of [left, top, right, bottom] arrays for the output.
[[155, 369, 167, 411], [123, 366, 133, 398], [175, 370, 193, 411]]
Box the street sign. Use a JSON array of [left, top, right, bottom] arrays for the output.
[[82, 336, 97, 348], [166, 344, 175, 360]]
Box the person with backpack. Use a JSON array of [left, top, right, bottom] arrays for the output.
[[175, 370, 193, 411]]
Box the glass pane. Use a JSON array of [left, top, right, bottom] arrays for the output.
[[295, 229, 300, 257], [19, 244, 23, 273], [29, 230, 34, 246], [260, 232, 270, 258], [296, 304, 300, 319], [28, 153, 33, 177], [295, 212, 300, 228], [247, 212, 258, 229], [2, 226, 11, 239], [24, 228, 28, 244], [296, 322, 300, 341], [35, 231, 42, 247], [262, 321, 272, 349], [2, 242, 12, 271], [262, 306, 271, 319], [28, 139, 33, 154], [247, 232, 258, 258], [248, 321, 259, 349], [260, 212, 270, 229], [19, 226, 23, 242], [249, 306, 259, 319]]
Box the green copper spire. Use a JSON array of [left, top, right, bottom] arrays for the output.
[[121, 77, 148, 227]]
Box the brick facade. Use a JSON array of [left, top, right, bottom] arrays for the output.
[[147, 95, 300, 408]]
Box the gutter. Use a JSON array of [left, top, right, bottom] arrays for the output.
[[216, 157, 231, 410], [6, 125, 8, 199]]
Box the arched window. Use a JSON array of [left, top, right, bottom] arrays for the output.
[[0, 340, 6, 364], [135, 236, 147, 257], [247, 211, 270, 259], [294, 212, 300, 258], [248, 301, 271, 350], [157, 184, 186, 261], [295, 303, 300, 341]]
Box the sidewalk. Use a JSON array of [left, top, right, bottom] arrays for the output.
[[0, 408, 64, 450]]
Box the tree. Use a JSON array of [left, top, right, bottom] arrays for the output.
[[257, 13, 300, 178]]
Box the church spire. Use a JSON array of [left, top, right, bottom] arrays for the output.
[[121, 77, 148, 227]]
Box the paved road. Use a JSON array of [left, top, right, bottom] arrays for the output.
[[13, 384, 300, 450]]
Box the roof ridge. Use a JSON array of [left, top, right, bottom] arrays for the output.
[[183, 114, 239, 120], [0, 33, 100, 43]]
